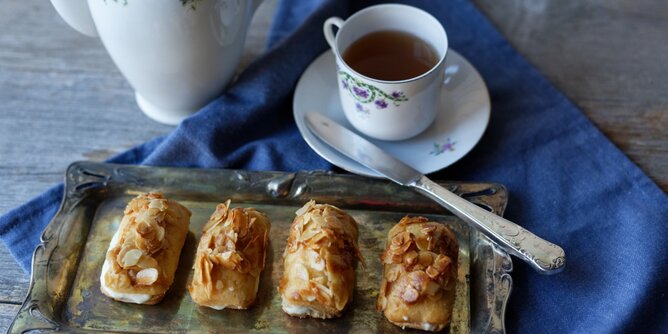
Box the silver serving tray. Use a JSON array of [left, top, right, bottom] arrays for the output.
[[10, 162, 512, 333]]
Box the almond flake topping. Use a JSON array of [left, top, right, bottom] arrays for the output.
[[418, 251, 433, 267], [403, 250, 418, 266], [293, 262, 310, 282], [307, 249, 325, 271], [390, 231, 413, 256], [136, 268, 159, 286], [401, 287, 419, 303], [121, 249, 142, 268]]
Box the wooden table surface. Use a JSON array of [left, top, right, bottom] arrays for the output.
[[0, 0, 666, 330]]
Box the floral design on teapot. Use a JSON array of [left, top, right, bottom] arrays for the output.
[[339, 71, 408, 110]]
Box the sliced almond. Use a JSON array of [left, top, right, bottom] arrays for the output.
[[136, 220, 156, 237], [199, 257, 212, 285], [304, 293, 317, 302], [422, 224, 437, 234], [312, 281, 333, 299], [426, 265, 440, 279], [135, 234, 161, 254], [418, 251, 433, 267], [409, 271, 429, 293], [293, 262, 310, 282], [204, 201, 229, 232], [307, 249, 325, 271], [415, 236, 430, 251], [156, 225, 165, 242], [295, 200, 314, 216], [209, 253, 223, 266], [121, 249, 143, 268], [309, 231, 327, 245], [390, 231, 412, 255], [136, 268, 159, 286], [310, 214, 325, 227], [300, 228, 319, 243], [386, 265, 401, 282], [311, 276, 327, 285], [214, 233, 225, 250], [221, 250, 233, 261], [403, 250, 418, 265], [117, 274, 132, 289], [148, 198, 167, 211], [433, 254, 452, 273], [115, 246, 129, 266], [401, 286, 419, 303], [425, 280, 441, 296], [137, 254, 158, 269]]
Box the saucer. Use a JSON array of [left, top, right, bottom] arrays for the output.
[[293, 49, 490, 177]]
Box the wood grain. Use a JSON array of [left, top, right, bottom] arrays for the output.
[[0, 304, 21, 333], [0, 0, 666, 331], [0, 246, 29, 304], [472, 0, 668, 191]]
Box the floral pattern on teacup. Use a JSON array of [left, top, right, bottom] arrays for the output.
[[355, 102, 370, 116], [339, 71, 408, 110]]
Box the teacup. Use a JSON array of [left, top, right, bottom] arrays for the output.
[[323, 4, 448, 141]]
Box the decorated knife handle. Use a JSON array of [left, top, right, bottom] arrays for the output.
[[412, 176, 566, 274]]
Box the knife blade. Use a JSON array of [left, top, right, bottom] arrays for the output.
[[305, 112, 566, 274]]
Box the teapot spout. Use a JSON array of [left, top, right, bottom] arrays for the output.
[[51, 0, 97, 37]]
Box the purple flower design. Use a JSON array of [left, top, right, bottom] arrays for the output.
[[374, 99, 388, 109], [355, 102, 364, 112], [353, 86, 369, 98], [429, 138, 457, 156], [338, 70, 408, 109], [442, 142, 456, 151]]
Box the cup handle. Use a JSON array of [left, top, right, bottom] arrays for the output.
[[323, 17, 344, 51]]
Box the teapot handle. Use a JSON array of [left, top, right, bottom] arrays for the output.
[[51, 0, 97, 37]]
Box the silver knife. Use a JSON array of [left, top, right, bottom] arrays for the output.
[[305, 112, 565, 274]]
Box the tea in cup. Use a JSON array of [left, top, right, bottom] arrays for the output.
[[324, 4, 448, 141]]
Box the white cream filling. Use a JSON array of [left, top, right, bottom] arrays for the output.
[[208, 305, 227, 310], [421, 322, 438, 331], [281, 301, 315, 315], [398, 318, 439, 331], [99, 228, 152, 304]]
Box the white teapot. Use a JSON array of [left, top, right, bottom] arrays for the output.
[[51, 0, 262, 125]]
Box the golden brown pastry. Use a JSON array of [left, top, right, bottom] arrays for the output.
[[188, 200, 271, 309], [100, 193, 191, 305], [377, 216, 458, 332], [279, 200, 362, 319]]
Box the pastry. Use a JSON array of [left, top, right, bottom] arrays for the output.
[[100, 192, 191, 305], [376, 216, 458, 332], [188, 200, 271, 309], [279, 200, 362, 319]]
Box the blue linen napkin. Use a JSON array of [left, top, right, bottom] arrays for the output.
[[2, 0, 666, 332]]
